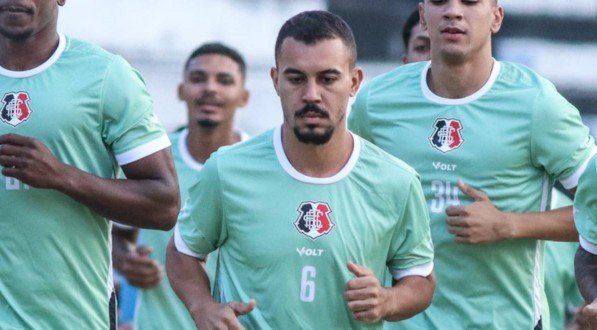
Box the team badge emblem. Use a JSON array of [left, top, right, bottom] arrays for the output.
[[429, 118, 464, 153], [294, 202, 334, 240], [1, 92, 32, 127]]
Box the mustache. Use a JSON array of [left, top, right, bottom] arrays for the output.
[[195, 94, 223, 106], [294, 104, 329, 118]]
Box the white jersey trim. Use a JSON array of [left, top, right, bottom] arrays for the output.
[[115, 135, 171, 165], [421, 59, 501, 105], [273, 125, 361, 184], [560, 146, 597, 190], [0, 33, 66, 78], [580, 235, 597, 255], [178, 128, 250, 171], [174, 225, 206, 260], [178, 129, 205, 171], [391, 262, 434, 280]]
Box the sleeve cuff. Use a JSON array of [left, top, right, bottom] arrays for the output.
[[115, 135, 171, 165], [560, 147, 597, 189], [174, 225, 206, 260], [580, 235, 597, 255], [391, 262, 434, 280]]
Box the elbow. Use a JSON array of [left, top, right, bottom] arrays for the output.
[[157, 190, 181, 231]]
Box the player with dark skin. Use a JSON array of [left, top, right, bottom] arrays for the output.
[[575, 249, 597, 329], [0, 0, 179, 229]]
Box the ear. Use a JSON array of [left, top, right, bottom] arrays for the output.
[[349, 67, 364, 97], [57, 0, 66, 6], [270, 67, 280, 96], [177, 83, 184, 101], [418, 3, 428, 31], [238, 89, 250, 108], [491, 6, 504, 33]]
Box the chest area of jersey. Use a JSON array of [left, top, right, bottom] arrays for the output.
[[0, 80, 98, 138], [221, 185, 396, 267]]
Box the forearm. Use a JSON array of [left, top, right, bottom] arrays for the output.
[[166, 238, 216, 324], [575, 247, 597, 302], [505, 206, 577, 241], [383, 273, 435, 322], [54, 151, 179, 229]]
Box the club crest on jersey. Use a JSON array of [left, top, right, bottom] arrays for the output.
[[1, 92, 32, 127], [429, 118, 464, 153], [294, 202, 334, 240]]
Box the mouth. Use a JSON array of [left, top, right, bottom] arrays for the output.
[[441, 27, 465, 35], [0, 5, 33, 14]]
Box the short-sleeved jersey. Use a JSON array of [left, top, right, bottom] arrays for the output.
[[0, 34, 170, 329], [545, 191, 583, 330], [575, 155, 597, 254], [175, 126, 434, 329], [349, 60, 595, 329], [134, 128, 248, 330]]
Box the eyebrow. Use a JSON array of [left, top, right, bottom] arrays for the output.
[[282, 68, 342, 75]]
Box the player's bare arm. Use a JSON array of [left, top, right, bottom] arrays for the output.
[[344, 262, 435, 323], [445, 180, 576, 244], [575, 247, 597, 303], [166, 238, 255, 329], [112, 226, 163, 288], [0, 133, 180, 229]]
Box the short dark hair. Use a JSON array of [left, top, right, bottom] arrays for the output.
[[275, 10, 357, 67], [402, 9, 421, 49], [184, 42, 246, 80]]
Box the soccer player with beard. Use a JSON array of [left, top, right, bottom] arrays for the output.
[[166, 10, 435, 329], [349, 0, 595, 329], [0, 0, 179, 329], [112, 42, 250, 330]]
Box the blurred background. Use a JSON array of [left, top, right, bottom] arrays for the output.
[[58, 0, 597, 135]]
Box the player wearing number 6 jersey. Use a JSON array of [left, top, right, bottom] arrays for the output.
[[166, 11, 435, 329], [349, 1, 595, 329]]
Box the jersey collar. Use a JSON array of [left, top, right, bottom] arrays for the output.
[[0, 33, 67, 78], [273, 125, 361, 185], [421, 58, 501, 105]]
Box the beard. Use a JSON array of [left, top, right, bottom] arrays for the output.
[[292, 103, 334, 145], [196, 119, 219, 128], [0, 26, 33, 41]]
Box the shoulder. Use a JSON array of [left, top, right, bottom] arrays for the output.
[[62, 36, 135, 77], [356, 136, 419, 183], [208, 129, 273, 164], [496, 61, 557, 93]]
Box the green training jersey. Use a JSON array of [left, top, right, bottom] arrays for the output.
[[134, 128, 248, 330], [575, 155, 597, 254], [175, 126, 434, 329], [349, 60, 594, 329], [0, 34, 169, 329], [544, 191, 583, 330]]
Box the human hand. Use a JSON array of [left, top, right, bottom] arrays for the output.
[[193, 300, 256, 330], [119, 245, 163, 289], [445, 180, 511, 244], [0, 134, 67, 189], [344, 261, 388, 323], [576, 300, 597, 330]]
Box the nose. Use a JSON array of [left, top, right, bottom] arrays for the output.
[[302, 80, 321, 104], [443, 0, 464, 21], [202, 77, 218, 94]]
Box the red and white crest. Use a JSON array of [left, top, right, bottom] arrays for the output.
[[1, 92, 32, 127], [429, 118, 464, 153], [294, 202, 334, 240]]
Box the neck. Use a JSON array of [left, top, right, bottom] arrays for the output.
[[281, 124, 354, 178], [186, 122, 240, 164], [428, 49, 494, 99], [0, 29, 60, 71]]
